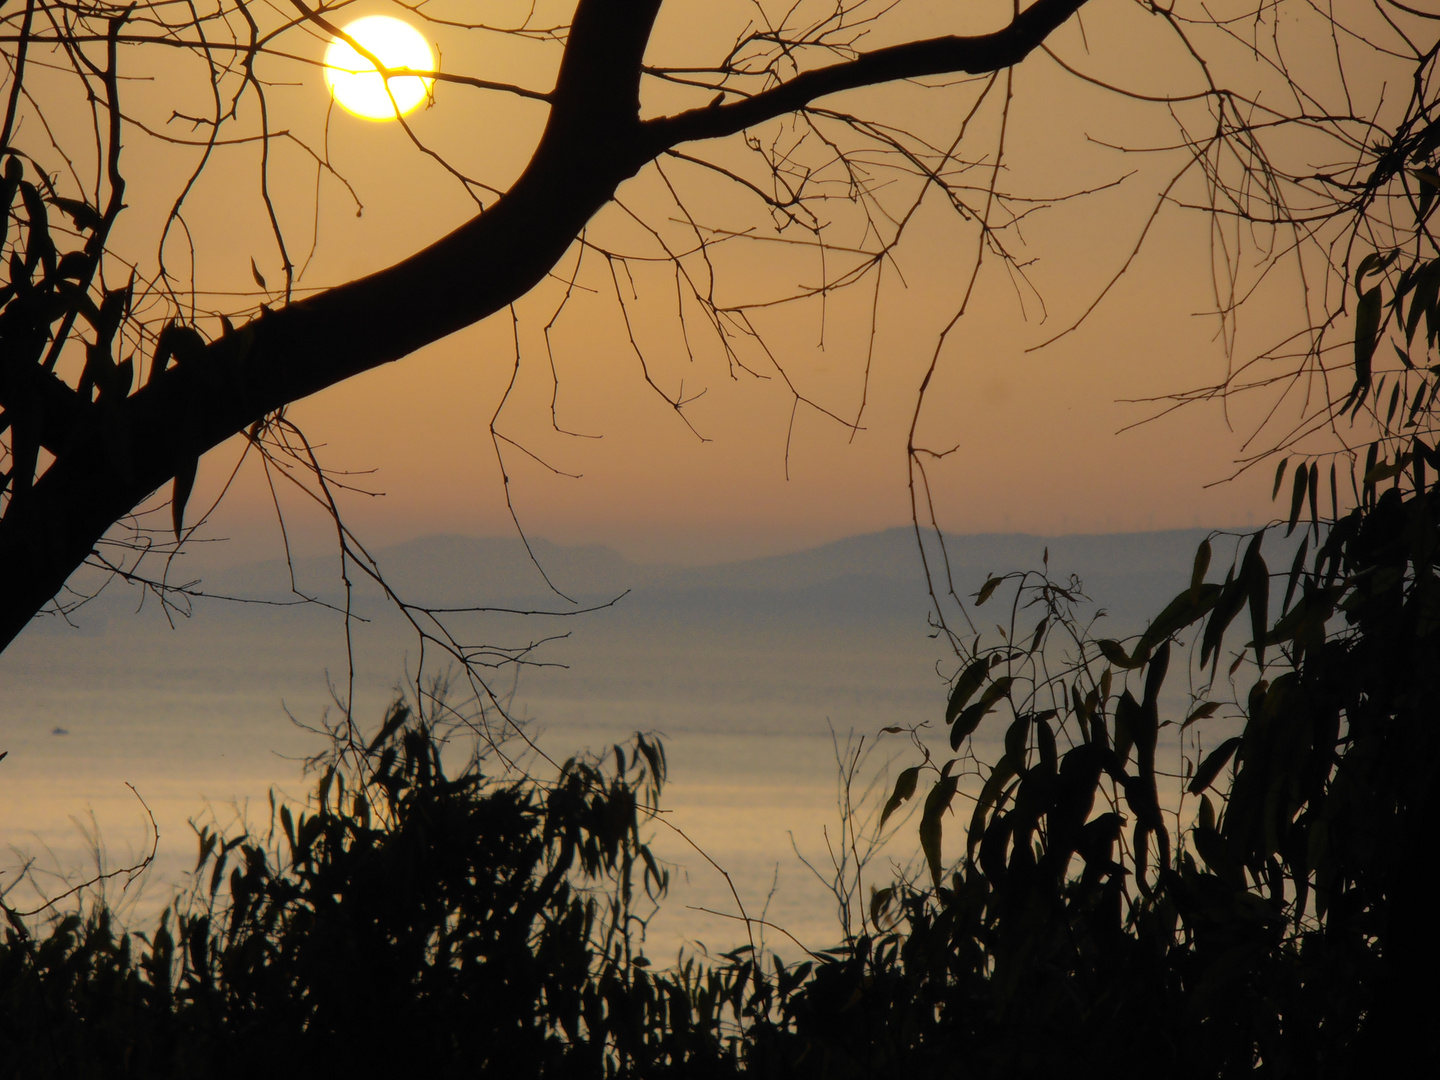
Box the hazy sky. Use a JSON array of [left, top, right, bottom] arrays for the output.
[[44, 0, 1381, 566]]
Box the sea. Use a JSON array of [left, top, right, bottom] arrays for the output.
[[0, 527, 1259, 960]]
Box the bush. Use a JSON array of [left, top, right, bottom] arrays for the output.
[[6, 472, 1440, 1077], [737, 459, 1440, 1078], [0, 699, 746, 1078]]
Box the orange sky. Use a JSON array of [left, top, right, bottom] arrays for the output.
[[56, 0, 1391, 566]]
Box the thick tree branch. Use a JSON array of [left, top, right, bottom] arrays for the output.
[[641, 0, 1089, 151], [0, 0, 1090, 648]]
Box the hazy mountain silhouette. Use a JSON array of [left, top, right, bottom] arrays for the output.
[[180, 526, 1223, 635]]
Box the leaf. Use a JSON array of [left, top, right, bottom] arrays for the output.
[[1286, 461, 1308, 537], [280, 804, 296, 859], [967, 755, 1018, 857], [55, 250, 89, 280], [1003, 710, 1031, 764], [1353, 248, 1398, 289], [952, 676, 1014, 750], [1408, 379, 1428, 424], [1142, 640, 1170, 718], [19, 182, 51, 262], [1113, 689, 1140, 767], [47, 195, 103, 233], [1188, 736, 1243, 794], [1194, 823, 1245, 890], [1028, 616, 1048, 654], [944, 658, 990, 727], [172, 455, 198, 540], [1353, 283, 1382, 391], [1307, 461, 1319, 532], [113, 356, 133, 398], [974, 574, 1004, 606], [1181, 702, 1220, 730], [250, 256, 267, 291], [1097, 638, 1145, 670], [920, 765, 960, 888], [1365, 452, 1411, 485], [880, 766, 920, 828], [1282, 535, 1309, 617], [1197, 793, 1216, 834], [1271, 457, 1289, 501], [1190, 538, 1212, 593], [1245, 544, 1269, 668], [366, 703, 411, 752], [95, 278, 131, 344], [146, 320, 209, 386], [1137, 582, 1221, 655], [1071, 682, 1090, 743], [869, 887, 895, 927], [637, 734, 665, 784], [1406, 261, 1440, 343]]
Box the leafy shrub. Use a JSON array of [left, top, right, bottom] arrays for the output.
[[0, 700, 746, 1078], [9, 460, 1440, 1078], [734, 456, 1440, 1078]]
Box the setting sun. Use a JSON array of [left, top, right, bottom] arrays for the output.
[[323, 16, 434, 120]]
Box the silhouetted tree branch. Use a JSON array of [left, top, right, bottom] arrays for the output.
[[0, 0, 1091, 651], [2, 0, 1429, 683]]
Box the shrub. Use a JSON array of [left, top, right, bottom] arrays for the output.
[[0, 699, 745, 1077]]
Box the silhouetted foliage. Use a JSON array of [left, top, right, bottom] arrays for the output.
[[5, 475, 1440, 1075], [7, 3, 1440, 1075], [0, 700, 753, 1077], [10, 464, 1440, 1076]]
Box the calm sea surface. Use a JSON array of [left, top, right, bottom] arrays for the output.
[[0, 529, 1239, 958]]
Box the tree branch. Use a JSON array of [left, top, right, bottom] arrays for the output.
[[641, 0, 1089, 151], [0, 0, 1092, 649]]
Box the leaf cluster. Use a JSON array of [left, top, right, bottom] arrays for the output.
[[4, 470, 1439, 1076], [0, 703, 745, 1078], [755, 458, 1440, 1077]]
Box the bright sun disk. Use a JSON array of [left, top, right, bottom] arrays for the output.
[[323, 16, 434, 121]]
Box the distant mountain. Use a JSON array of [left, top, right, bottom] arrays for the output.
[[44, 525, 1275, 641], [8, 525, 1287, 749], [173, 525, 1248, 635]]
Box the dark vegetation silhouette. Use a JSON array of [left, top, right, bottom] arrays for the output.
[[6, 1, 1440, 1076], [4, 450, 1438, 1076]]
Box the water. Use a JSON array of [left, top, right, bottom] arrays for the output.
[[0, 528, 1240, 958]]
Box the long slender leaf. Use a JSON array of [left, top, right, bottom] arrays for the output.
[[920, 765, 960, 888], [1189, 736, 1243, 794], [945, 657, 990, 727], [1286, 462, 1308, 536], [172, 455, 198, 539], [880, 766, 920, 828], [952, 677, 1014, 749], [1272, 457, 1289, 501]]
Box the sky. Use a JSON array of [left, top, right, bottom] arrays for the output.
[[26, 0, 1394, 567], [0, 0, 1417, 949]]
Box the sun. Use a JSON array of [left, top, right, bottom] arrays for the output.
[[323, 16, 434, 121]]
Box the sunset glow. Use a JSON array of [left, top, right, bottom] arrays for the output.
[[323, 16, 434, 120]]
